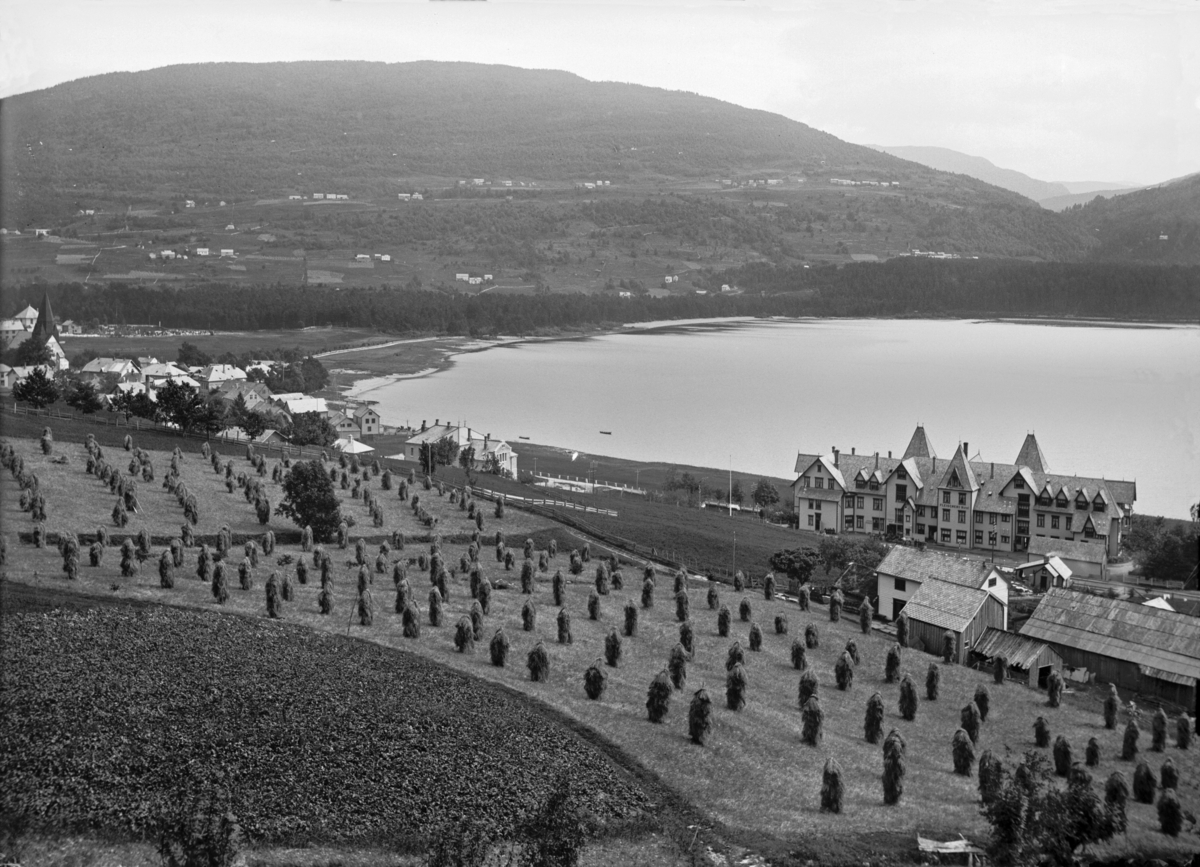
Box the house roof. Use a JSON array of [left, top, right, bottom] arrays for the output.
[[939, 443, 979, 492], [405, 424, 461, 445], [199, 364, 246, 382], [902, 578, 991, 633], [1021, 588, 1200, 684], [973, 627, 1059, 670], [902, 425, 937, 460], [1015, 433, 1049, 473], [352, 405, 379, 420], [876, 547, 995, 589], [1026, 535, 1106, 565], [283, 397, 328, 415], [334, 436, 375, 454], [13, 304, 38, 321], [140, 362, 190, 379]]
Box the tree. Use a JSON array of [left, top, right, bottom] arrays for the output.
[[291, 411, 337, 447], [8, 339, 54, 368], [13, 367, 59, 409], [768, 547, 819, 585], [981, 752, 1122, 866], [276, 460, 342, 542], [64, 378, 104, 414], [177, 341, 212, 367], [730, 480, 744, 505], [751, 478, 779, 510], [156, 379, 208, 435]]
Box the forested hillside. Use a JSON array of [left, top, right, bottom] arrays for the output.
[[7, 261, 1197, 335], [1062, 174, 1200, 264]]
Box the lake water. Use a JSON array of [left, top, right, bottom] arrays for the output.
[[354, 318, 1200, 519]]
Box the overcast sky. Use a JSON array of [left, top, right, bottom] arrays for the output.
[[2, 0, 1197, 185]]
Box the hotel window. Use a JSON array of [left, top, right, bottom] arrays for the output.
[[895, 508, 904, 524], [895, 484, 907, 502], [872, 518, 882, 531], [897, 466, 907, 479], [975, 513, 984, 524], [916, 523, 926, 534], [814, 477, 824, 489], [1076, 497, 1087, 511], [941, 529, 952, 543], [917, 506, 925, 518], [845, 496, 856, 509], [989, 514, 997, 526], [1001, 515, 1011, 524], [856, 516, 864, 529], [942, 491, 951, 504], [869, 480, 880, 491], [1056, 495, 1068, 508], [807, 515, 814, 527], [988, 576, 997, 587], [1014, 477, 1025, 489], [844, 516, 855, 530], [895, 578, 907, 592], [974, 531, 983, 545], [1064, 516, 1072, 531], [956, 531, 967, 544], [942, 508, 951, 522], [808, 499, 816, 510], [801, 478, 809, 488], [958, 493, 967, 506], [1000, 534, 1010, 544], [1037, 514, 1046, 528], [1092, 499, 1105, 512], [855, 479, 865, 489], [873, 498, 884, 511], [958, 510, 966, 524], [1051, 515, 1060, 530], [853, 496, 861, 509]]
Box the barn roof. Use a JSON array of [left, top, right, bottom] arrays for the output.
[[1020, 588, 1200, 683], [973, 627, 1059, 670], [876, 547, 994, 589], [902, 578, 990, 633]]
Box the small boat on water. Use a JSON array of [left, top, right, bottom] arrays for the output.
[[599, 431, 612, 435]]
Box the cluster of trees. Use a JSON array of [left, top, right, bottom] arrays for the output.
[[769, 535, 889, 590], [1125, 511, 1200, 585]]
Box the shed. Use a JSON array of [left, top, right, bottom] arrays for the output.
[[971, 627, 1062, 688], [1020, 588, 1200, 716], [902, 577, 1007, 664]]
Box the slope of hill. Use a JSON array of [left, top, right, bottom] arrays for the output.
[[1038, 187, 1142, 212], [1063, 172, 1200, 264], [870, 145, 1069, 203]]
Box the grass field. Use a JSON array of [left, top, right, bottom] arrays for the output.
[[60, 327, 387, 366], [4, 432, 1198, 865]]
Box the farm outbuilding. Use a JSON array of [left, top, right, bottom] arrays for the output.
[[971, 627, 1062, 688], [901, 577, 1008, 665], [1020, 588, 1200, 717]]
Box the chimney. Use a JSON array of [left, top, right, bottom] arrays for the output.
[[874, 451, 879, 470], [435, 418, 440, 427], [421, 419, 426, 432], [833, 448, 839, 467], [888, 450, 892, 459], [990, 462, 994, 480], [851, 447, 856, 455], [485, 433, 490, 448], [963, 442, 969, 459]]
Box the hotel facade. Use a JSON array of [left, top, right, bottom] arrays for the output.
[[792, 427, 1135, 559]]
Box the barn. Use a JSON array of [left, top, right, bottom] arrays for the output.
[[1020, 588, 1200, 717], [971, 627, 1063, 688], [901, 577, 1008, 665]]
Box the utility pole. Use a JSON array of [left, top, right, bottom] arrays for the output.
[[728, 455, 732, 517]]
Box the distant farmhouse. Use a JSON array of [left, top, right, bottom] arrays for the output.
[[793, 426, 1135, 560]]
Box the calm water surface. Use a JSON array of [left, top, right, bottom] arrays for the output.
[[357, 319, 1200, 519]]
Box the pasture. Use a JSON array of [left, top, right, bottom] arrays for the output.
[[2, 430, 1198, 864]]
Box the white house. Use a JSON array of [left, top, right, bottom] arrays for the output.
[[875, 546, 1008, 626], [455, 273, 469, 281], [220, 249, 235, 258], [196, 248, 210, 257], [399, 421, 519, 477], [198, 364, 247, 390]]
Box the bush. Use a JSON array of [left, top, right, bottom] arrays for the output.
[[477, 579, 492, 615], [158, 552, 173, 588], [526, 641, 550, 682], [726, 640, 745, 672], [1047, 670, 1063, 708], [791, 639, 807, 671], [1158, 788, 1182, 837], [862, 692, 885, 745], [604, 629, 622, 668], [829, 589, 843, 622], [798, 585, 809, 611], [707, 585, 720, 612], [1133, 761, 1156, 804], [895, 611, 909, 648], [1122, 719, 1139, 760], [1105, 770, 1129, 814], [1160, 756, 1178, 791], [584, 659, 607, 700], [641, 577, 654, 609], [646, 670, 672, 723], [885, 645, 901, 683], [805, 622, 819, 649], [470, 601, 484, 641], [962, 701, 982, 744], [557, 608, 572, 645], [521, 559, 536, 594], [428, 588, 444, 626], [725, 663, 747, 711], [859, 599, 873, 634], [974, 684, 990, 722], [738, 597, 752, 623], [1086, 737, 1101, 767], [552, 569, 566, 607], [1033, 715, 1050, 748], [941, 630, 956, 663], [1103, 683, 1119, 729], [835, 652, 854, 691], [762, 572, 775, 600], [594, 564, 609, 596], [356, 590, 373, 626], [265, 572, 282, 619], [978, 750, 1004, 804], [748, 623, 763, 652], [798, 669, 818, 708], [733, 570, 744, 592], [993, 654, 1007, 685], [668, 643, 688, 690], [774, 614, 788, 635], [1177, 714, 1193, 750], [898, 674, 918, 721], [952, 729, 975, 776], [674, 590, 689, 623], [926, 663, 940, 701], [1053, 735, 1072, 776], [587, 590, 600, 621], [801, 696, 823, 746], [679, 620, 694, 657], [454, 616, 474, 653], [688, 688, 713, 746], [844, 638, 859, 665], [623, 600, 638, 637], [717, 605, 731, 637], [1151, 708, 1168, 752], [610, 568, 622, 591]]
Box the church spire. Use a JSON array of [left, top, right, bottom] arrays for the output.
[[29, 292, 59, 345]]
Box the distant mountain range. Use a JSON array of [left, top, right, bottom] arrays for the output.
[[869, 145, 1150, 211], [1, 61, 1197, 266]]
